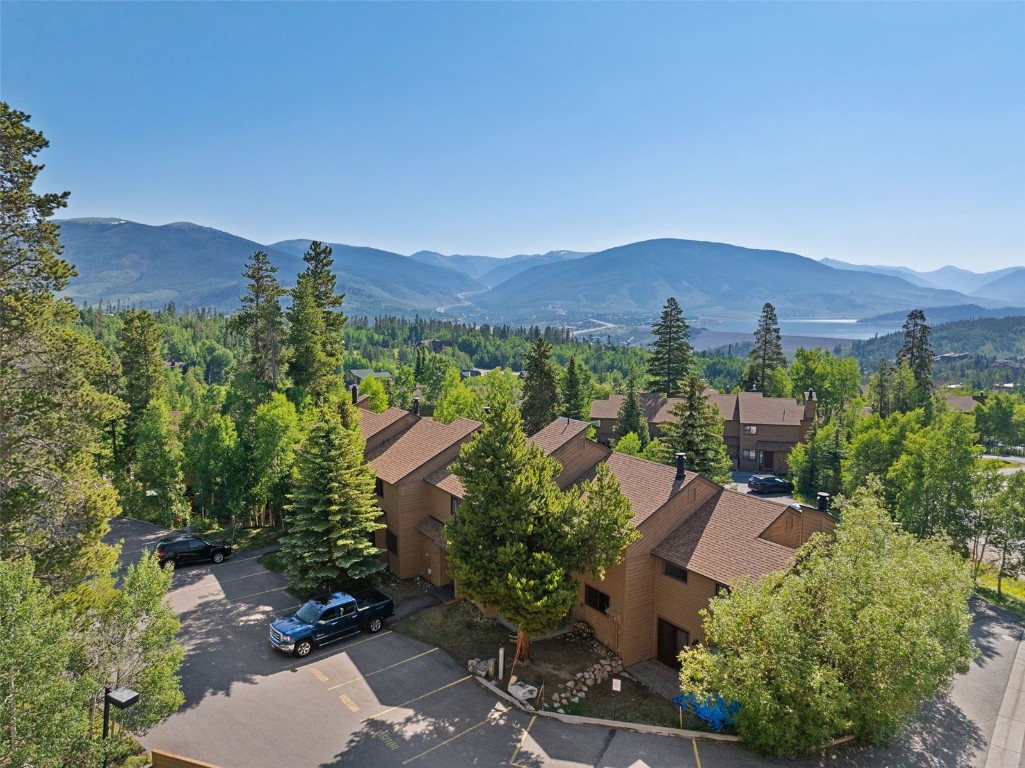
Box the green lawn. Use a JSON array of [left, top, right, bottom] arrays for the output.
[[976, 564, 1025, 621], [190, 517, 285, 552]]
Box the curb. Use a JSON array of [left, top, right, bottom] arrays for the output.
[[472, 676, 742, 742]]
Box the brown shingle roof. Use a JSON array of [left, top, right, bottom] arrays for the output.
[[943, 394, 980, 413], [603, 452, 697, 526], [415, 516, 448, 549], [356, 407, 409, 441], [529, 417, 591, 454], [652, 488, 795, 584], [425, 467, 464, 498], [367, 417, 480, 484], [737, 392, 804, 426]]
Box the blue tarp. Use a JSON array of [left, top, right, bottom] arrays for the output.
[[672, 693, 740, 733]]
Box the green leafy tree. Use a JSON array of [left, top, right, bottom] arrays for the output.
[[679, 480, 975, 757], [896, 309, 933, 409], [521, 336, 562, 435], [127, 400, 190, 527], [287, 241, 346, 401], [390, 364, 417, 410], [788, 348, 861, 419], [358, 374, 389, 413], [0, 104, 124, 591], [613, 432, 643, 457], [615, 370, 649, 446], [281, 404, 385, 593], [659, 373, 732, 484], [990, 473, 1025, 596], [841, 409, 924, 501], [446, 401, 638, 666], [249, 392, 302, 527], [229, 250, 287, 393], [182, 406, 241, 519], [975, 393, 1021, 448], [867, 358, 893, 418], [647, 297, 692, 396], [434, 367, 482, 424], [0, 558, 93, 767], [742, 302, 786, 393], [117, 308, 166, 459], [561, 356, 589, 420], [889, 406, 981, 543]]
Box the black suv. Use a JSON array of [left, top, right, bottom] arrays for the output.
[[153, 534, 233, 569], [748, 475, 795, 494]]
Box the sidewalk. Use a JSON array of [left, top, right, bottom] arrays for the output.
[[986, 624, 1025, 768]]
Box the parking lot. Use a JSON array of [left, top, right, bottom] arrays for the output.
[[109, 517, 1022, 768]]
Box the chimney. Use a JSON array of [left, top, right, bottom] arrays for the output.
[[412, 397, 421, 417], [816, 492, 830, 512], [675, 452, 687, 482], [351, 385, 358, 405], [483, 406, 491, 415]]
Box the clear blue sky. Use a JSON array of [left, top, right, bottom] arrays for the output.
[[3, 2, 1023, 270]]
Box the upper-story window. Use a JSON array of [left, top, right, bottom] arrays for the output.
[[743, 425, 757, 435], [375, 478, 384, 497], [662, 561, 689, 583], [450, 497, 460, 517]]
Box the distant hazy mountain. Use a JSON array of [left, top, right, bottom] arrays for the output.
[[971, 269, 1025, 302], [858, 304, 1025, 324], [819, 258, 939, 288], [475, 239, 988, 319], [56, 218, 303, 309], [410, 249, 591, 286], [56, 218, 485, 314]]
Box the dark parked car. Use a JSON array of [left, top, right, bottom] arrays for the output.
[[748, 475, 795, 494], [153, 534, 232, 568], [269, 590, 395, 657]]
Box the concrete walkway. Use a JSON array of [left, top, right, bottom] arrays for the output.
[[986, 624, 1025, 768], [626, 659, 682, 702]]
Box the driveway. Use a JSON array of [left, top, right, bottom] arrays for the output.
[[731, 471, 801, 507], [108, 518, 1024, 768]]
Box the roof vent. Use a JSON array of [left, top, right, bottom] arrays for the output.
[[816, 492, 830, 512], [675, 452, 687, 482], [412, 397, 421, 417], [351, 385, 358, 405]]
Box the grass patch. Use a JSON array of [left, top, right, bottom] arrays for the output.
[[394, 602, 686, 728], [976, 564, 1025, 620], [980, 457, 1016, 470], [189, 517, 285, 552]]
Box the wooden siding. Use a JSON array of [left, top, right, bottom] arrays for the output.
[[652, 560, 719, 647], [572, 561, 627, 656], [761, 506, 837, 549], [551, 433, 607, 488], [152, 749, 223, 768]]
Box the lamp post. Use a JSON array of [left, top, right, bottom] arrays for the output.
[[102, 686, 139, 767]]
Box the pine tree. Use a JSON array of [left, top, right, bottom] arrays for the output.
[[446, 402, 637, 666], [281, 403, 384, 594], [615, 371, 649, 446], [896, 309, 933, 408], [521, 336, 562, 434], [229, 250, 287, 393], [128, 401, 190, 527], [647, 297, 692, 396], [561, 355, 589, 420], [660, 373, 732, 484], [0, 103, 124, 591], [287, 241, 345, 400], [745, 302, 786, 393], [118, 308, 166, 459]]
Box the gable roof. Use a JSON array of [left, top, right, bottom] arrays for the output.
[[942, 394, 980, 413], [603, 452, 697, 526], [528, 417, 591, 454], [652, 488, 795, 584], [591, 391, 806, 427], [367, 417, 480, 484], [425, 466, 465, 497], [356, 407, 409, 442], [736, 392, 804, 426]]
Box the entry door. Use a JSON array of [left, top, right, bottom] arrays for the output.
[[762, 451, 775, 470], [657, 618, 690, 669]]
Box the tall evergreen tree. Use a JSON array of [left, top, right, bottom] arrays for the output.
[[0, 103, 124, 591], [118, 308, 166, 458], [520, 336, 562, 434], [281, 403, 384, 594], [127, 401, 190, 527], [659, 372, 732, 484], [287, 241, 345, 400], [561, 355, 590, 420], [744, 302, 786, 393], [446, 402, 637, 666], [616, 370, 649, 446], [869, 358, 893, 418], [896, 309, 933, 408], [229, 250, 287, 393], [647, 297, 692, 397]]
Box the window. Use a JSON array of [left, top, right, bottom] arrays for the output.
[[342, 602, 356, 616], [742, 449, 757, 461], [375, 478, 384, 497], [450, 497, 460, 517], [386, 530, 398, 555], [715, 583, 731, 597], [662, 561, 688, 583], [319, 607, 341, 623], [744, 425, 757, 435], [584, 585, 610, 613]]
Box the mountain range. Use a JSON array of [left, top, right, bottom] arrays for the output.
[[55, 218, 1025, 326]]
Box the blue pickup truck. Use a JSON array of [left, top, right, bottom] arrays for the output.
[[268, 589, 394, 658]]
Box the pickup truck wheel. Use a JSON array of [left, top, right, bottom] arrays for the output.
[[211, 551, 225, 564], [367, 617, 383, 634], [294, 639, 313, 658]]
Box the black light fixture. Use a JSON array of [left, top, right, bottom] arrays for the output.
[[102, 686, 139, 766]]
